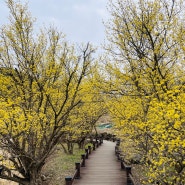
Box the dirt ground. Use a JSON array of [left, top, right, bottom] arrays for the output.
[[0, 180, 18, 185]]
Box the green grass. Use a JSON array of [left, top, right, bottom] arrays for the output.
[[42, 144, 86, 185]]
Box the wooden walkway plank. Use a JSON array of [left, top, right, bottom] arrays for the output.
[[73, 140, 127, 185]]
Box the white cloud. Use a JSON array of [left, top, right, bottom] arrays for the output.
[[96, 8, 109, 18], [0, 0, 109, 46], [73, 4, 89, 12]]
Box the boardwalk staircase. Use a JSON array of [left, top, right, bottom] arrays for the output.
[[65, 137, 140, 185]]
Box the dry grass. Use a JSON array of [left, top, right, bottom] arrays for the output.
[[41, 144, 84, 185], [0, 180, 18, 185], [0, 144, 85, 185]]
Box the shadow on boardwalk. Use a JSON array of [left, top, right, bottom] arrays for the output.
[[73, 140, 127, 185]]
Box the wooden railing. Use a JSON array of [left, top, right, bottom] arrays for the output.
[[65, 138, 103, 185], [115, 139, 141, 185], [66, 136, 138, 185]]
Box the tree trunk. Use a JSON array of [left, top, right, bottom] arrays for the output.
[[77, 138, 85, 149], [61, 143, 68, 154], [29, 168, 42, 185], [67, 141, 74, 154]]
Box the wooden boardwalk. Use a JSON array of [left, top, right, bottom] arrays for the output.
[[73, 140, 127, 185]]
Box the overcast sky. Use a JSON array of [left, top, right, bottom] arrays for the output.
[[0, 0, 109, 48]]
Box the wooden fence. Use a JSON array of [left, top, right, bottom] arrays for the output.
[[65, 136, 139, 185], [115, 139, 141, 185], [65, 138, 103, 185]]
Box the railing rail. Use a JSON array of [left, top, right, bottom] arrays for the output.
[[115, 139, 141, 185], [65, 137, 134, 185], [65, 138, 102, 185]]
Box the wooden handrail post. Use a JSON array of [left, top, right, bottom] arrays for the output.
[[0, 165, 4, 175], [100, 138, 103, 144], [93, 141, 96, 150], [117, 138, 120, 146], [117, 152, 121, 161], [115, 145, 118, 154], [99, 138, 102, 145], [96, 140, 99, 148], [99, 140, 101, 146], [81, 154, 86, 167], [120, 157, 125, 170], [115, 145, 120, 155], [125, 166, 132, 184], [88, 145, 92, 154], [85, 148, 89, 159], [65, 176, 73, 185], [75, 162, 81, 179]]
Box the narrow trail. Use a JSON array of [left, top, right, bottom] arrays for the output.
[[73, 140, 127, 185]]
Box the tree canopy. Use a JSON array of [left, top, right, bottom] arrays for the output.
[[0, 0, 98, 184], [104, 0, 185, 184]]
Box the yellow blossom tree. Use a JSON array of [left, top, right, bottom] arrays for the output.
[[0, 1, 96, 184], [61, 63, 107, 153], [104, 0, 185, 184]]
